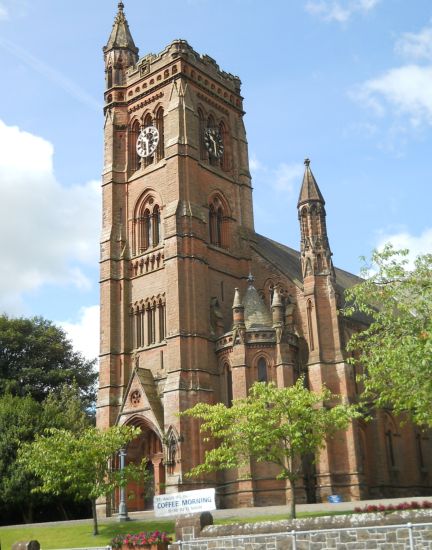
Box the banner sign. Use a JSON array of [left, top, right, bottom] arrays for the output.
[[154, 488, 216, 517]]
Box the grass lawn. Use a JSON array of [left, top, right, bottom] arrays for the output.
[[0, 510, 354, 548], [0, 519, 175, 549]]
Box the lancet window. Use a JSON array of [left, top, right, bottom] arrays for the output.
[[129, 120, 141, 173], [257, 357, 268, 383], [198, 108, 206, 160], [131, 296, 167, 350], [223, 363, 233, 407], [208, 195, 228, 249], [133, 196, 162, 255], [155, 107, 165, 162]]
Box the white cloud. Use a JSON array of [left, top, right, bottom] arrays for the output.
[[376, 228, 432, 268], [0, 0, 28, 21], [0, 119, 101, 314], [352, 65, 432, 127], [273, 163, 304, 192], [249, 154, 263, 173], [0, 3, 9, 20], [250, 154, 304, 194], [58, 305, 100, 361], [305, 0, 379, 23], [351, 22, 432, 131], [395, 24, 432, 62]]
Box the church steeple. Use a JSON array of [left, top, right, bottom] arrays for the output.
[[104, 2, 139, 88], [297, 159, 334, 278]]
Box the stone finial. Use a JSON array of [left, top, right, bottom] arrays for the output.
[[271, 288, 284, 327], [247, 272, 255, 286], [232, 288, 243, 309], [304, 157, 310, 167], [118, 1, 125, 10], [271, 287, 283, 308]]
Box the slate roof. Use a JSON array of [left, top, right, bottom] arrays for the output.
[[252, 233, 369, 325], [243, 283, 273, 329]]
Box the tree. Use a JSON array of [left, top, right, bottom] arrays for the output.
[[0, 315, 97, 405], [182, 379, 359, 518], [344, 245, 432, 428], [19, 425, 148, 535], [0, 385, 92, 524]]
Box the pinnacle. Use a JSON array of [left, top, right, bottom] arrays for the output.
[[104, 1, 139, 55], [297, 158, 325, 207]]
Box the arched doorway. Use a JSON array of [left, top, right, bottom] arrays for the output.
[[119, 419, 165, 511]]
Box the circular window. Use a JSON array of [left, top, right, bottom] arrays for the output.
[[130, 390, 141, 406]]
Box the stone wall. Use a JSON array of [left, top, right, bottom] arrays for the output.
[[170, 510, 432, 549]]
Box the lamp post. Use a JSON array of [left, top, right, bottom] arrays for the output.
[[118, 447, 129, 522]]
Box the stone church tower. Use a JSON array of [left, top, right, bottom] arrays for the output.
[[97, 2, 432, 515]]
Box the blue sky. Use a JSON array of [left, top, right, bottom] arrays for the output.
[[1, 0, 431, 359]]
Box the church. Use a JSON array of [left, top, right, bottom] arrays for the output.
[[96, 2, 432, 516]]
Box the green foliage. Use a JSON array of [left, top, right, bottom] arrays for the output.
[[0, 314, 97, 405], [0, 386, 92, 523], [182, 379, 359, 517], [19, 425, 148, 534], [344, 245, 432, 427], [0, 520, 175, 549]]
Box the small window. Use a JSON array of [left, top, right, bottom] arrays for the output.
[[225, 364, 233, 407], [209, 196, 228, 249], [257, 357, 268, 383]]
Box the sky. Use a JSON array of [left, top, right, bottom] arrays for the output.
[[1, 0, 431, 361]]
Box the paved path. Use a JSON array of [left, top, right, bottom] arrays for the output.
[[2, 495, 432, 530]]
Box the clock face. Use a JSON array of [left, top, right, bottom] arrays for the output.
[[136, 126, 159, 158], [204, 128, 224, 159]]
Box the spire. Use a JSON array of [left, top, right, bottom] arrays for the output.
[[297, 158, 325, 208], [243, 279, 272, 329], [104, 1, 139, 58], [297, 159, 334, 278]]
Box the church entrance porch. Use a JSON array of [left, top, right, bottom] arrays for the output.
[[115, 421, 165, 512]]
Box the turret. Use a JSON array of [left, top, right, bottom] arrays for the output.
[[271, 287, 284, 327], [232, 288, 245, 328], [103, 2, 139, 89], [297, 159, 334, 278]]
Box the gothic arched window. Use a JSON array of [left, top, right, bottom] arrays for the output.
[[224, 363, 233, 407], [301, 207, 309, 239], [208, 195, 228, 249], [384, 414, 398, 471], [158, 298, 166, 342], [198, 108, 206, 160], [152, 205, 160, 246], [134, 196, 162, 255], [129, 120, 140, 173], [219, 120, 230, 172], [155, 107, 165, 162], [307, 299, 314, 351], [257, 357, 268, 383], [107, 66, 113, 88]]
